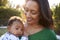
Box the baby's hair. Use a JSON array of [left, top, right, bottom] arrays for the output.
[[7, 16, 23, 26]]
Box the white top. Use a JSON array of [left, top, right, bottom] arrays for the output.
[[0, 32, 28, 40]]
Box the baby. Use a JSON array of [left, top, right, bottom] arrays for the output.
[[0, 16, 28, 40]]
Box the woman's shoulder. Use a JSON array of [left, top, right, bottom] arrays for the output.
[[45, 28, 57, 40], [44, 28, 56, 34], [42, 28, 57, 39], [42, 28, 56, 36]]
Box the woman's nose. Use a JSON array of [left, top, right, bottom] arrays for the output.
[[26, 12, 31, 17]]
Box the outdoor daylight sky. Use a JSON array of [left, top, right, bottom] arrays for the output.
[[48, 0, 60, 8], [8, 0, 60, 8]]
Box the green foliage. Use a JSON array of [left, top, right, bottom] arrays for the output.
[[0, 6, 21, 26], [0, 28, 7, 36], [54, 4, 60, 21], [0, 0, 8, 6], [53, 3, 60, 35]]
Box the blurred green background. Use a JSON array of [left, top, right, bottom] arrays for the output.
[[0, 28, 7, 36]]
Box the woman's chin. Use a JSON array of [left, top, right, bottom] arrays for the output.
[[27, 21, 34, 25]]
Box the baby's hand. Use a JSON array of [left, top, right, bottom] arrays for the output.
[[24, 31, 29, 36], [21, 36, 28, 40]]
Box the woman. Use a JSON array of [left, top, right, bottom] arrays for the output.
[[23, 0, 57, 40]]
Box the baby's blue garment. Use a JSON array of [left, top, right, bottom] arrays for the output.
[[0, 32, 28, 40], [0, 32, 19, 40]]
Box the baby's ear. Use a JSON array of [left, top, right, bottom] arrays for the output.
[[7, 26, 11, 31]]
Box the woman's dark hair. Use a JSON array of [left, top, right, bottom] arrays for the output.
[[27, 0, 54, 29], [7, 16, 23, 26]]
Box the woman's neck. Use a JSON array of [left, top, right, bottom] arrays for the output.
[[27, 23, 44, 29], [26, 23, 44, 35]]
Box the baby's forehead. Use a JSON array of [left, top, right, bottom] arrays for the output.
[[13, 21, 23, 25], [12, 21, 24, 27]]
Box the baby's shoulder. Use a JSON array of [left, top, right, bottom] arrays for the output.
[[0, 32, 8, 40], [0, 32, 19, 40]]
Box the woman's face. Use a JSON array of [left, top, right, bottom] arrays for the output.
[[24, 1, 40, 25]]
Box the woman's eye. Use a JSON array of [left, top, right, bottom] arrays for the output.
[[24, 9, 28, 15], [24, 8, 29, 12], [32, 12, 36, 15], [31, 11, 37, 15], [26, 9, 28, 12]]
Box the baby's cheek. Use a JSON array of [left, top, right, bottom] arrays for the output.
[[20, 30, 23, 35], [13, 31, 17, 34], [19, 31, 22, 34], [13, 29, 18, 33]]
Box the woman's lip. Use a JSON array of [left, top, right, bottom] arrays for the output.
[[27, 19, 32, 22]]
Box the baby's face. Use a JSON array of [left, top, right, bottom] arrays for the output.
[[9, 21, 24, 36]]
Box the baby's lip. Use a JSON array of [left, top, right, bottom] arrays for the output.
[[16, 34, 22, 36]]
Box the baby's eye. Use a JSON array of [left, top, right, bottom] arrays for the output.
[[16, 28, 19, 30]]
